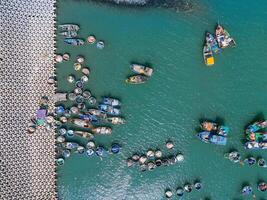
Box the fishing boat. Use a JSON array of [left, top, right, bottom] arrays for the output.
[[98, 104, 120, 115], [86, 109, 107, 118], [197, 131, 227, 145], [215, 24, 236, 48], [102, 97, 121, 106], [130, 64, 153, 77], [59, 31, 77, 38], [74, 131, 94, 139], [206, 32, 222, 54], [257, 182, 267, 192], [107, 117, 125, 125], [62, 142, 79, 150], [200, 121, 218, 132], [125, 75, 149, 84], [246, 120, 267, 133], [244, 157, 256, 166], [224, 151, 241, 163], [92, 127, 112, 135], [95, 146, 108, 157], [64, 38, 84, 46], [59, 24, 79, 32], [69, 118, 92, 128], [246, 132, 267, 142], [241, 186, 255, 197], [79, 114, 98, 123], [244, 141, 267, 150], [203, 44, 214, 66]]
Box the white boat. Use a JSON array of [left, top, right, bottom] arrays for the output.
[[59, 24, 79, 32], [130, 64, 153, 76], [92, 127, 112, 134]]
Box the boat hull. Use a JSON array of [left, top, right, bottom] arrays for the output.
[[197, 131, 227, 145]]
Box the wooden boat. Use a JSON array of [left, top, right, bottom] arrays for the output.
[[197, 131, 227, 145], [107, 117, 125, 124], [200, 121, 218, 132], [74, 131, 94, 139], [86, 109, 107, 118], [244, 141, 267, 150], [69, 118, 92, 128], [60, 31, 78, 38], [99, 104, 120, 115], [246, 132, 267, 142], [64, 38, 84, 46], [92, 127, 112, 135], [102, 97, 121, 106], [125, 75, 149, 84], [130, 64, 153, 76], [215, 24, 236, 48], [246, 120, 267, 133], [59, 24, 79, 32], [203, 44, 214, 66], [206, 32, 222, 54]]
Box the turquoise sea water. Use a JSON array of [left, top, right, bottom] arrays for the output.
[[56, 0, 267, 199]]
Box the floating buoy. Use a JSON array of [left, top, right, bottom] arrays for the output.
[[87, 35, 96, 44]]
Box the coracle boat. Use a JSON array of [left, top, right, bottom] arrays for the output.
[[62, 142, 79, 150], [206, 32, 222, 54], [59, 24, 79, 32], [102, 97, 121, 106], [197, 131, 227, 145], [107, 117, 125, 125], [99, 104, 120, 115], [130, 64, 153, 77], [244, 141, 267, 150], [74, 131, 94, 139], [126, 75, 149, 84], [64, 38, 84, 46], [215, 24, 236, 48], [92, 127, 112, 135], [224, 151, 241, 163], [246, 120, 267, 133], [60, 31, 78, 38], [203, 44, 214, 66], [200, 121, 218, 132]]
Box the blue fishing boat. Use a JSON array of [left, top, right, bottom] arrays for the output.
[[79, 114, 98, 123], [64, 38, 84, 46], [206, 32, 222, 54], [102, 97, 121, 106], [244, 141, 267, 150], [98, 104, 120, 115], [246, 120, 267, 133], [197, 131, 227, 145]]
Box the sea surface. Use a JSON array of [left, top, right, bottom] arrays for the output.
[[56, 0, 267, 199]]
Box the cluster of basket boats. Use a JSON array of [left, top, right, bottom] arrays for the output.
[[59, 24, 104, 48], [203, 24, 236, 66], [196, 119, 267, 149]]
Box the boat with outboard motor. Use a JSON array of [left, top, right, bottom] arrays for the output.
[[102, 97, 121, 106], [92, 127, 112, 135], [126, 75, 149, 84], [60, 31, 78, 38], [215, 24, 236, 48], [64, 38, 84, 46], [206, 32, 222, 54], [197, 131, 227, 145], [130, 64, 153, 77], [98, 104, 120, 115], [244, 141, 267, 150], [107, 117, 125, 125], [203, 44, 214, 66], [59, 24, 79, 32]]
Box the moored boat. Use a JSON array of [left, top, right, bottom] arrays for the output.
[[125, 75, 149, 84], [203, 44, 214, 66], [200, 121, 218, 132], [62, 142, 79, 150], [130, 64, 153, 76], [197, 131, 227, 145], [102, 97, 121, 106], [69, 118, 92, 128], [64, 38, 84, 46], [74, 131, 94, 139], [60, 31, 78, 38], [59, 24, 79, 32], [107, 117, 125, 124], [246, 120, 267, 133], [98, 104, 120, 115], [215, 24, 236, 48], [244, 141, 267, 150], [87, 109, 107, 118], [246, 132, 267, 142], [92, 127, 112, 134], [206, 32, 222, 54]]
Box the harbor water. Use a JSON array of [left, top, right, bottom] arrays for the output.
[[56, 0, 267, 199]]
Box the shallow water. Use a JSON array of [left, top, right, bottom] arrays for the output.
[[56, 0, 267, 199]]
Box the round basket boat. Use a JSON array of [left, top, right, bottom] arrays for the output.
[[87, 35, 96, 44]]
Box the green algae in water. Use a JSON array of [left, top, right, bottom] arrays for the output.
[[56, 0, 267, 199]]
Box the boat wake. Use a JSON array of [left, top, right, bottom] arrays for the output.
[[80, 0, 194, 12]]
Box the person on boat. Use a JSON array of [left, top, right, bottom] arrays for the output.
[[257, 182, 267, 192]]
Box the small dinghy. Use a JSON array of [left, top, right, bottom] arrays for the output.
[[197, 131, 227, 145], [224, 151, 241, 163], [215, 24, 236, 48], [92, 127, 112, 135], [244, 141, 267, 150], [59, 24, 79, 32], [64, 38, 84, 46], [125, 75, 149, 84], [203, 44, 214, 66], [99, 104, 120, 115], [107, 117, 125, 124], [257, 182, 267, 192], [60, 31, 78, 38], [206, 32, 222, 54], [130, 64, 153, 76], [102, 97, 121, 106]]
